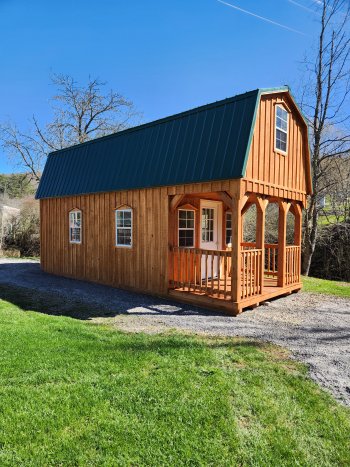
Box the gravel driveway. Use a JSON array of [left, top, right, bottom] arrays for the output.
[[1, 259, 349, 406]]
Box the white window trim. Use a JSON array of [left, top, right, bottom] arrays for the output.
[[115, 208, 133, 248], [69, 209, 82, 244], [178, 208, 196, 248], [274, 104, 289, 155]]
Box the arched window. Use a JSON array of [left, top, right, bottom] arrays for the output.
[[115, 207, 133, 248], [69, 209, 82, 244]]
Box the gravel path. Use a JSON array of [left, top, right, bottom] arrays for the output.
[[1, 259, 349, 406]]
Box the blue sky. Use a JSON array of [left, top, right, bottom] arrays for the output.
[[0, 0, 320, 173]]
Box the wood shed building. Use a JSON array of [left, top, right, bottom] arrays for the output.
[[36, 87, 312, 315]]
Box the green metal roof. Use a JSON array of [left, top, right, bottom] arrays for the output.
[[36, 87, 289, 199]]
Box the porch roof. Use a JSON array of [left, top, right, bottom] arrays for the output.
[[36, 87, 288, 199]]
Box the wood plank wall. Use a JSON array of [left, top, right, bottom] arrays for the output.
[[40, 180, 239, 296], [40, 92, 311, 298], [245, 94, 309, 202]]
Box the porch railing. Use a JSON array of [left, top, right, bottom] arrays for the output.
[[241, 248, 263, 299], [241, 242, 257, 250], [265, 244, 279, 277], [285, 245, 301, 285], [170, 244, 300, 303], [170, 247, 232, 300]]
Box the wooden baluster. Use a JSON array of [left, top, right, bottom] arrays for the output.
[[187, 249, 190, 291], [258, 251, 264, 294], [242, 252, 245, 299], [210, 251, 214, 295], [256, 251, 259, 295], [205, 250, 208, 293], [194, 250, 197, 292], [246, 251, 249, 298], [199, 250, 203, 293], [248, 251, 252, 297], [218, 253, 221, 297], [224, 253, 227, 299]]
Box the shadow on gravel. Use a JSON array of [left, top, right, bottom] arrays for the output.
[[0, 262, 226, 320], [0, 282, 225, 321]]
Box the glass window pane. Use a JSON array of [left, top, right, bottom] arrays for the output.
[[117, 228, 131, 246], [124, 218, 132, 227], [178, 210, 195, 247], [69, 211, 82, 242], [276, 106, 288, 153], [116, 210, 133, 246], [179, 229, 194, 247]]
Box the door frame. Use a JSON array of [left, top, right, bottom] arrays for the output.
[[199, 199, 223, 251]]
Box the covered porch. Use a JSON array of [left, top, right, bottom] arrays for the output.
[[168, 190, 302, 315]]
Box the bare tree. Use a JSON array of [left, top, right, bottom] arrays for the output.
[[0, 74, 140, 182], [299, 0, 350, 275], [320, 156, 350, 223]]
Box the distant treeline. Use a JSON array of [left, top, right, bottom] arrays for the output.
[[0, 173, 37, 199]]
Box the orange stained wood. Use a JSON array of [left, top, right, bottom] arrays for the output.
[[40, 179, 241, 297], [244, 93, 312, 205], [39, 90, 311, 315]]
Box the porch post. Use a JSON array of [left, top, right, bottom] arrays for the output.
[[293, 202, 303, 283], [293, 203, 302, 246], [256, 196, 268, 294], [231, 196, 242, 304], [277, 201, 290, 287]]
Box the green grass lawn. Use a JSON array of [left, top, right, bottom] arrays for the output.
[[0, 293, 349, 466], [302, 275, 350, 298]]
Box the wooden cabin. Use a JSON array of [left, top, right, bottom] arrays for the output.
[[36, 87, 312, 315]]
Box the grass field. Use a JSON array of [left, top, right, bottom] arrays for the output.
[[0, 292, 349, 465], [302, 275, 350, 298]]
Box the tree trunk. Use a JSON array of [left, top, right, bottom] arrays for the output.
[[302, 194, 318, 275]]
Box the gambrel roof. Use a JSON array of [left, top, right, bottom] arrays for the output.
[[36, 86, 308, 199]]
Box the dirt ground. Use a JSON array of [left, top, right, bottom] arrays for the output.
[[1, 259, 349, 406]]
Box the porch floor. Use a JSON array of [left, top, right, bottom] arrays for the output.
[[169, 275, 302, 315]]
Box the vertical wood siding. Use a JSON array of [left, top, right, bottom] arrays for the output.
[[245, 94, 309, 195], [40, 180, 239, 296]]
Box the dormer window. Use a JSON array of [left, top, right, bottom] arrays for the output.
[[275, 105, 288, 153]]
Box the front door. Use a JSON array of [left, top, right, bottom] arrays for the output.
[[200, 200, 222, 279]]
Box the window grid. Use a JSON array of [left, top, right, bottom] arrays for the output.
[[116, 209, 133, 247], [225, 211, 232, 246], [201, 208, 214, 242], [178, 209, 195, 247], [69, 210, 82, 244], [275, 105, 288, 153]]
